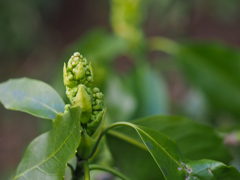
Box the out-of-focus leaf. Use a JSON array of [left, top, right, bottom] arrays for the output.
[[181, 89, 209, 122], [14, 106, 81, 180], [62, 28, 128, 64], [107, 122, 239, 180], [150, 39, 240, 119], [133, 115, 232, 163], [0, 78, 65, 120], [131, 65, 169, 118], [175, 42, 240, 118], [105, 75, 137, 123]]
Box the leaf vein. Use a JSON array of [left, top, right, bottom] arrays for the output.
[[13, 120, 77, 179], [23, 175, 28, 180], [25, 96, 58, 115], [137, 127, 182, 167], [37, 167, 61, 176], [53, 155, 63, 164]]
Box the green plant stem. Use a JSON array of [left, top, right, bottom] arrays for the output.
[[102, 122, 136, 136], [89, 164, 130, 180], [88, 122, 137, 159], [83, 160, 90, 180]]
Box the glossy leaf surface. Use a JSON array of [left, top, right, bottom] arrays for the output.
[[107, 130, 164, 179], [186, 159, 240, 180], [0, 78, 65, 119], [14, 106, 81, 180], [133, 115, 231, 163], [107, 121, 238, 180]]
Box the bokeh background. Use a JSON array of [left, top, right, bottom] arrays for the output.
[[1, 0, 240, 179]]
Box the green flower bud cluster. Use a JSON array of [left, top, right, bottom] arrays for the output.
[[63, 52, 106, 159], [91, 87, 104, 121], [64, 52, 93, 87], [63, 52, 104, 126]]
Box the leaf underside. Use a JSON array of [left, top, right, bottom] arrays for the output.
[[0, 78, 65, 120], [14, 106, 81, 180]]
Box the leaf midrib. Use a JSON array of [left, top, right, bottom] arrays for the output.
[[109, 126, 182, 168], [108, 125, 184, 180], [25, 96, 59, 114], [107, 130, 147, 151], [136, 127, 182, 168], [14, 119, 77, 179]]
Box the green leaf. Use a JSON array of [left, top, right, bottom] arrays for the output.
[[105, 75, 137, 122], [107, 130, 164, 179], [174, 42, 240, 118], [133, 125, 186, 179], [14, 106, 81, 180], [131, 65, 169, 118], [133, 115, 232, 163], [78, 30, 127, 64], [107, 122, 239, 180], [105, 66, 169, 123], [57, 28, 127, 72], [0, 78, 65, 120], [150, 39, 240, 118], [186, 159, 240, 180], [136, 126, 240, 180]]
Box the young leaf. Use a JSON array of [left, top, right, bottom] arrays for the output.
[[0, 78, 65, 120], [77, 109, 107, 159], [106, 122, 240, 180], [14, 106, 81, 180]]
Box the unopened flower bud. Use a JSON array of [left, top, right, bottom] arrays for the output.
[[63, 63, 75, 87], [63, 52, 104, 128], [74, 62, 85, 80], [74, 52, 80, 57], [74, 85, 92, 124]]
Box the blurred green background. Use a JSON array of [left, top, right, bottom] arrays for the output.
[[1, 0, 240, 179]]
